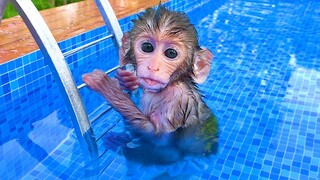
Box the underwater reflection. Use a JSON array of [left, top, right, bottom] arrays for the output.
[[105, 128, 218, 178]]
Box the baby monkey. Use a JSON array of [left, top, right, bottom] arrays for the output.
[[83, 5, 218, 164]]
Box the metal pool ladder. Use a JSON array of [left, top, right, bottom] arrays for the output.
[[0, 0, 123, 176]]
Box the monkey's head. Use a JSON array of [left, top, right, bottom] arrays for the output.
[[121, 5, 213, 92]]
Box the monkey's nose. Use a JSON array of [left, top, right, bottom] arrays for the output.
[[147, 66, 160, 71]]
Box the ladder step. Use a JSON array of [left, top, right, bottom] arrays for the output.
[[90, 106, 113, 124], [99, 151, 119, 175], [96, 118, 121, 142], [63, 34, 113, 57], [88, 102, 122, 147]]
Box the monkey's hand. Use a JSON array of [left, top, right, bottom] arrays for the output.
[[82, 69, 155, 134], [82, 69, 133, 114], [82, 69, 121, 95], [115, 68, 139, 91]]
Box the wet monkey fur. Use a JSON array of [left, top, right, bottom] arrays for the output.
[[83, 5, 219, 164]]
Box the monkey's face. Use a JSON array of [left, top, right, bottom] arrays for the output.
[[133, 33, 187, 92]]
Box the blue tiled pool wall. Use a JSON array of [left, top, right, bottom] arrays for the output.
[[2, 0, 320, 179], [194, 0, 320, 179], [98, 0, 320, 179], [0, 0, 218, 178], [99, 0, 320, 179]]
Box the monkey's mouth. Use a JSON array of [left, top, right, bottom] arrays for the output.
[[144, 78, 160, 86], [139, 77, 166, 92]]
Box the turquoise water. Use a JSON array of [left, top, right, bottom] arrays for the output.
[[1, 0, 320, 179]]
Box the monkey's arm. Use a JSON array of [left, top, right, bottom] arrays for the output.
[[82, 69, 154, 134]]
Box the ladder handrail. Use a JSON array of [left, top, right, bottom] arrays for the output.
[[9, 0, 99, 176], [94, 0, 123, 49], [94, 0, 142, 106], [3, 0, 125, 176], [0, 0, 9, 24]]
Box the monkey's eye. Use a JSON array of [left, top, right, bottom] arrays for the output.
[[141, 42, 154, 53], [164, 48, 178, 59]]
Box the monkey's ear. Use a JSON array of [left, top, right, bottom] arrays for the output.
[[192, 48, 213, 84], [119, 32, 131, 66]]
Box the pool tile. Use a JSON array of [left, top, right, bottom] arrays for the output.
[[1, 0, 320, 179]]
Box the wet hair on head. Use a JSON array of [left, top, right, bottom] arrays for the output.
[[130, 4, 200, 50]]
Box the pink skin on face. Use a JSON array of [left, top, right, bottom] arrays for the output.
[[133, 34, 186, 92]]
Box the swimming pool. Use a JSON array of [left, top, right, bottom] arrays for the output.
[[1, 0, 319, 179]]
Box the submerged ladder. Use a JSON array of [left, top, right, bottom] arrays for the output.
[[0, 0, 124, 176]]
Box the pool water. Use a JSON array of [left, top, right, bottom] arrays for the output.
[[1, 0, 320, 179]]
